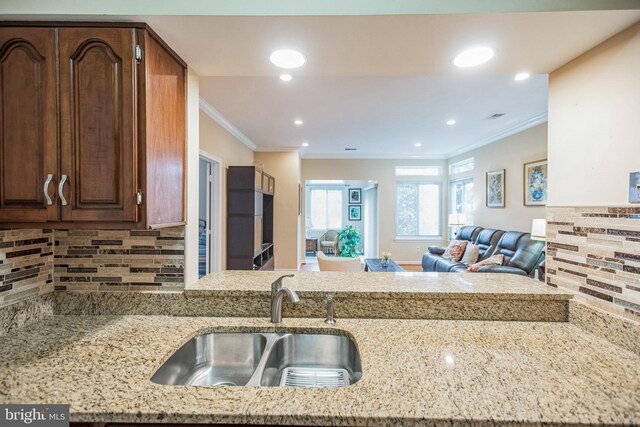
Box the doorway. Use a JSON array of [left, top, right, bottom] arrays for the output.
[[199, 152, 222, 277]]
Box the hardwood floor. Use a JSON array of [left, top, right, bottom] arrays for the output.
[[299, 256, 422, 272]]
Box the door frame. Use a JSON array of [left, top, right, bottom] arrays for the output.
[[199, 151, 222, 273]]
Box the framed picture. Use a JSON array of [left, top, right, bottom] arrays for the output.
[[348, 205, 362, 221], [486, 169, 505, 208], [348, 188, 362, 204], [523, 159, 548, 206]]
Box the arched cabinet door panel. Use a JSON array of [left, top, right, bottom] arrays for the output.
[[59, 28, 138, 223], [0, 28, 58, 222]]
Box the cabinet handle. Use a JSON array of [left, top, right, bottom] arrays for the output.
[[58, 174, 68, 206], [43, 174, 54, 205]]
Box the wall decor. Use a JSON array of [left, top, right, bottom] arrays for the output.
[[349, 188, 362, 204], [348, 205, 362, 221], [486, 169, 505, 208], [523, 159, 548, 206]]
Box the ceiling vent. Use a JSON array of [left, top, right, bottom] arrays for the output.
[[488, 113, 505, 119], [344, 148, 357, 151]]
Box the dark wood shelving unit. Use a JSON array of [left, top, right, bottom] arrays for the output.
[[227, 166, 275, 270]]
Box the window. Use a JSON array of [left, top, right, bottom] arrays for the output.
[[395, 166, 441, 177], [449, 178, 474, 235], [309, 188, 342, 230], [449, 158, 474, 175], [396, 182, 441, 237], [451, 179, 474, 215]]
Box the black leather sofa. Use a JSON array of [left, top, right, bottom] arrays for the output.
[[421, 226, 544, 277]]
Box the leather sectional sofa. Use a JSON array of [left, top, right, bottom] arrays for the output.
[[421, 225, 545, 277]]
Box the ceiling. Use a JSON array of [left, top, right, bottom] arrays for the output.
[[181, 11, 637, 158], [139, 12, 640, 77], [199, 75, 548, 159], [3, 8, 639, 158]]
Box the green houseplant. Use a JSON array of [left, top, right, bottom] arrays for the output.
[[337, 225, 361, 258]]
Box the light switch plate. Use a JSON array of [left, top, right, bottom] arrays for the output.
[[630, 172, 640, 203]]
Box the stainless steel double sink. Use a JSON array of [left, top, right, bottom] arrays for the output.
[[151, 332, 362, 388]]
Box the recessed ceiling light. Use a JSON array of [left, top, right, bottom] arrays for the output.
[[447, 119, 456, 126], [453, 47, 494, 68], [270, 49, 306, 69], [302, 142, 309, 147], [514, 72, 530, 81], [294, 119, 303, 126], [414, 143, 422, 147], [279, 73, 292, 81]]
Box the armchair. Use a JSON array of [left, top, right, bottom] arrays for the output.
[[319, 229, 339, 254]]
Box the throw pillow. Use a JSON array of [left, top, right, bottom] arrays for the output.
[[460, 243, 480, 265], [442, 239, 468, 262], [467, 254, 504, 272]]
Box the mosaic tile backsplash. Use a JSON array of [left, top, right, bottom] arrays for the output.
[[0, 229, 54, 308], [546, 206, 640, 321], [0, 227, 185, 308], [54, 228, 185, 292]]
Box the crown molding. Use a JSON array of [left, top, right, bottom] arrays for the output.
[[254, 146, 301, 153], [199, 98, 257, 151], [301, 153, 448, 160], [444, 112, 548, 159]]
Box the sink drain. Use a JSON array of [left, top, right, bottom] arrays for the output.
[[280, 367, 350, 388]]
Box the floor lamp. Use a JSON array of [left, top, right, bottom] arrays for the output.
[[448, 213, 467, 238]]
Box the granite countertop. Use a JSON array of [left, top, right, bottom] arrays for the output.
[[186, 271, 573, 300], [1, 315, 638, 426]]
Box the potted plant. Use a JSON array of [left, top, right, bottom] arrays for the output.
[[337, 225, 361, 258]]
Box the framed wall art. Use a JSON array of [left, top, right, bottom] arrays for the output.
[[348, 205, 362, 221], [486, 169, 505, 208], [523, 159, 548, 206], [348, 188, 362, 204]]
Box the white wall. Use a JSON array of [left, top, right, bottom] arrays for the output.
[[254, 151, 301, 271], [302, 159, 447, 263], [199, 110, 255, 270], [448, 123, 548, 232], [305, 180, 373, 255], [184, 68, 200, 286], [549, 21, 640, 206]]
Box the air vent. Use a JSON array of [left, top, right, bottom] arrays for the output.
[[344, 148, 357, 151], [488, 113, 505, 119]]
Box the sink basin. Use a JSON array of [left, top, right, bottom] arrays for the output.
[[151, 333, 267, 386], [260, 334, 362, 387], [151, 332, 361, 388]]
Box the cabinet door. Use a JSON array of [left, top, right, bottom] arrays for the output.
[[59, 28, 137, 222], [0, 27, 58, 222]]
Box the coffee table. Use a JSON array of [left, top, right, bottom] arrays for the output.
[[363, 258, 404, 272]]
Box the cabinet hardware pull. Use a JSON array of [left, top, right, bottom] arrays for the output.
[[43, 174, 54, 205], [58, 174, 68, 206]]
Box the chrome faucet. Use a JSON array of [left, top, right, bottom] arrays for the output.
[[270, 274, 299, 324]]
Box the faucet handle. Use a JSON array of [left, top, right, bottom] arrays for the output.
[[271, 274, 295, 295]]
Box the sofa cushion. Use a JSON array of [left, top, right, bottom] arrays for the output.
[[468, 254, 504, 272], [508, 235, 545, 274], [491, 231, 526, 264], [460, 243, 480, 265], [421, 253, 441, 272], [455, 225, 483, 242], [474, 229, 504, 260], [443, 240, 468, 261]]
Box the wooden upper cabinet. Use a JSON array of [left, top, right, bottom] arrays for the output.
[[0, 27, 58, 222], [0, 23, 186, 229], [139, 30, 186, 227], [58, 28, 137, 223]]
